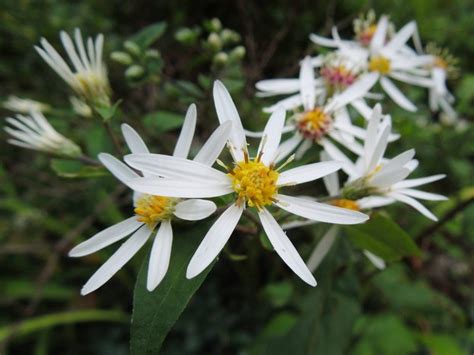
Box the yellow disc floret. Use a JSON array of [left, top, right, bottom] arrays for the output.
[[296, 108, 332, 140], [228, 158, 279, 209], [329, 199, 360, 211], [134, 194, 176, 227], [368, 56, 391, 74]]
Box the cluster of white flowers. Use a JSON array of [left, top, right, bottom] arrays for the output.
[[4, 15, 450, 294]]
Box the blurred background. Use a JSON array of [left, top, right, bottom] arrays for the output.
[[0, 0, 473, 354]]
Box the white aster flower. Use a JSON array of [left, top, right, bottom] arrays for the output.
[[69, 104, 232, 295], [332, 105, 447, 221], [3, 96, 50, 114], [311, 16, 433, 112], [35, 28, 111, 107], [125, 81, 369, 286], [4, 111, 81, 157], [254, 56, 379, 162]]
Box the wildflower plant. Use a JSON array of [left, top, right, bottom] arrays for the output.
[[2, 9, 469, 354]]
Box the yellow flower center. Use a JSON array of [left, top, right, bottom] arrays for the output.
[[296, 108, 332, 140], [434, 56, 448, 69], [74, 71, 111, 106], [368, 56, 391, 74], [329, 199, 360, 211], [228, 158, 279, 209], [134, 194, 176, 227]]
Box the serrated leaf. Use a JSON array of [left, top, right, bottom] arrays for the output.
[[344, 214, 421, 262], [130, 223, 215, 355], [143, 110, 184, 133], [130, 22, 167, 49], [50, 159, 107, 178]]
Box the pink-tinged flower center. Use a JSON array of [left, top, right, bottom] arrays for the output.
[[320, 65, 358, 89], [357, 24, 377, 46], [296, 108, 332, 140]]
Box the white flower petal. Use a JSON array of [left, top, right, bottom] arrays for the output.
[[306, 225, 339, 272], [244, 125, 294, 138], [321, 152, 340, 196], [358, 196, 395, 209], [147, 221, 173, 291], [173, 104, 197, 158], [370, 16, 389, 53], [213, 80, 247, 161], [127, 177, 232, 198], [98, 153, 139, 184], [259, 108, 286, 165], [193, 121, 232, 166], [81, 224, 153, 295], [309, 33, 340, 48], [395, 189, 447, 201], [255, 79, 300, 94], [366, 124, 391, 173], [124, 153, 229, 184], [274, 133, 303, 164], [259, 208, 316, 286], [69, 216, 143, 257], [384, 21, 416, 52], [392, 174, 446, 189], [363, 250, 386, 269], [276, 194, 369, 224], [186, 204, 243, 279], [377, 149, 415, 176], [389, 192, 438, 221], [300, 56, 316, 110], [371, 167, 411, 188], [263, 94, 303, 113], [329, 73, 379, 112], [351, 99, 374, 120], [389, 71, 433, 88], [121, 124, 149, 154], [320, 139, 359, 178], [278, 161, 342, 186], [380, 77, 417, 112], [173, 199, 217, 221]]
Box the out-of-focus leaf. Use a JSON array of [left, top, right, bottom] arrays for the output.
[[50, 159, 107, 178], [1, 280, 74, 301], [345, 214, 421, 261], [143, 110, 184, 133], [262, 281, 293, 308], [130, 22, 167, 49], [0, 310, 128, 342], [175, 80, 205, 98], [419, 333, 465, 355], [130, 223, 215, 355], [95, 100, 121, 122]]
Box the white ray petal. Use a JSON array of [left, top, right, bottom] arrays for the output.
[[371, 167, 411, 188], [81, 224, 153, 295], [395, 189, 447, 201], [173, 104, 197, 158], [320, 139, 359, 178], [357, 196, 395, 209], [380, 76, 417, 112], [186, 204, 243, 279], [147, 221, 173, 291], [370, 16, 389, 53], [384, 21, 416, 52], [329, 73, 379, 112], [389, 71, 433, 88], [263, 94, 303, 113], [274, 133, 303, 164], [213, 81, 247, 161], [98, 153, 139, 184], [121, 124, 149, 154], [278, 161, 342, 186], [309, 33, 340, 48], [376, 149, 415, 176], [307, 225, 339, 272], [363, 250, 386, 269], [124, 154, 229, 183], [69, 217, 143, 257], [194, 121, 232, 166], [173, 199, 217, 221], [392, 174, 446, 189], [255, 79, 300, 94], [127, 177, 232, 198], [259, 208, 316, 286], [244, 125, 294, 138], [259, 108, 286, 165], [276, 194, 369, 224], [300, 56, 316, 110], [366, 124, 391, 173], [389, 192, 438, 221], [351, 98, 374, 120]]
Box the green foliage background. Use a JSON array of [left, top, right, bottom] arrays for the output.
[[0, 0, 473, 354]]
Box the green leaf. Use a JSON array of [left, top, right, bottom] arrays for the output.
[[419, 333, 465, 355], [262, 281, 293, 308], [143, 110, 184, 133], [95, 100, 121, 122], [50, 159, 107, 178], [0, 310, 128, 342], [130, 22, 167, 49], [344, 214, 421, 262], [130, 224, 215, 355]]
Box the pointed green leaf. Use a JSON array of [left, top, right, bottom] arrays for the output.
[[130, 22, 167, 49]]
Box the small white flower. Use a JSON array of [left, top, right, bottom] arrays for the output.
[[254, 56, 379, 163], [69, 104, 232, 295], [3, 96, 50, 114], [311, 17, 434, 112], [4, 111, 81, 157], [332, 104, 447, 221], [125, 81, 369, 286], [35, 28, 111, 107]]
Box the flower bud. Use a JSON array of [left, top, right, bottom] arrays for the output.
[[125, 65, 145, 79], [230, 46, 246, 60], [124, 41, 141, 56], [213, 52, 228, 66], [207, 33, 222, 51], [110, 51, 133, 65]]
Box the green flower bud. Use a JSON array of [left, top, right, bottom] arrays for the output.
[[175, 27, 198, 44], [124, 41, 141, 56], [125, 65, 145, 79], [110, 51, 133, 65], [206, 18, 222, 32], [145, 49, 160, 59], [213, 52, 228, 66], [207, 33, 222, 51], [220, 29, 240, 44], [230, 46, 246, 60]]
